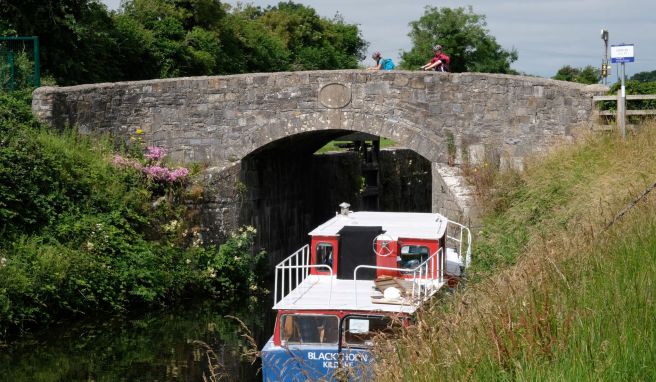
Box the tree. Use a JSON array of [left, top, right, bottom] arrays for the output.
[[552, 65, 599, 84], [1, 0, 367, 85], [257, 2, 367, 70], [215, 6, 291, 74], [631, 70, 656, 83], [0, 0, 132, 85], [399, 6, 517, 73]]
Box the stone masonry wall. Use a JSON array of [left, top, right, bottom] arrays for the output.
[[32, 71, 606, 217]]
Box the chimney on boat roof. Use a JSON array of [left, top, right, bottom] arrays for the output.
[[339, 202, 351, 216]]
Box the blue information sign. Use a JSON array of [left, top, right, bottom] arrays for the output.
[[611, 57, 635, 63], [610, 44, 635, 63]]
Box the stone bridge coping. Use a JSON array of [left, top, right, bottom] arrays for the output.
[[33, 70, 605, 95]]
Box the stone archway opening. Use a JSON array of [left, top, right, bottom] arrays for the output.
[[238, 129, 432, 265]]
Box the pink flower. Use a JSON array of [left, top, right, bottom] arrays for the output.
[[143, 165, 171, 181], [142, 166, 190, 182], [145, 146, 166, 162], [168, 167, 190, 182], [113, 149, 189, 184], [112, 154, 143, 170]]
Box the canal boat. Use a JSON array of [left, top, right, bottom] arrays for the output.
[[261, 203, 471, 381]]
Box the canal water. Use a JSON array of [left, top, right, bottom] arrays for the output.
[[0, 301, 272, 382]]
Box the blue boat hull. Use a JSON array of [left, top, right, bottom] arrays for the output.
[[261, 337, 373, 382]]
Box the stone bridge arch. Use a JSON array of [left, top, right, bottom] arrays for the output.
[[32, 70, 605, 256]]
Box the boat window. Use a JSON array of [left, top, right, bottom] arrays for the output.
[[398, 245, 430, 270], [280, 314, 339, 345], [316, 243, 333, 270], [342, 316, 398, 348]]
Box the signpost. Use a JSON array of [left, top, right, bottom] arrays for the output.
[[611, 44, 634, 139], [600, 30, 609, 85]]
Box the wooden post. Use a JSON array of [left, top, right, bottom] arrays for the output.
[[617, 92, 625, 138], [618, 62, 626, 139]]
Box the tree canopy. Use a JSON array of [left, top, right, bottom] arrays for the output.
[[631, 70, 656, 83], [399, 6, 517, 73], [552, 65, 599, 84], [1, 0, 367, 86]]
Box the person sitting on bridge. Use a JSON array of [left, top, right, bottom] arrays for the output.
[[367, 51, 395, 71], [421, 44, 450, 72]]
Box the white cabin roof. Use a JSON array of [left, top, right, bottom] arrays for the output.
[[273, 275, 444, 314], [308, 211, 448, 240]]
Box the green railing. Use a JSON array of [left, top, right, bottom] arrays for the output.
[[0, 36, 40, 91]]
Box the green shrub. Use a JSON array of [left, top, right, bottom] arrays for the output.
[[0, 93, 267, 337]]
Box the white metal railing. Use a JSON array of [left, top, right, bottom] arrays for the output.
[[274, 245, 334, 306], [446, 219, 472, 268], [353, 247, 444, 306]]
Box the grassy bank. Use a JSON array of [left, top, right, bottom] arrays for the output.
[[373, 123, 656, 381]]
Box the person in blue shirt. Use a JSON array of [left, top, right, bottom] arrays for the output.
[[367, 51, 395, 71]]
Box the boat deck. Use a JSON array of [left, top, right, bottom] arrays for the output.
[[273, 275, 445, 314]]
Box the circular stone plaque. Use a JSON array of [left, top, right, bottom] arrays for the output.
[[318, 83, 352, 109]]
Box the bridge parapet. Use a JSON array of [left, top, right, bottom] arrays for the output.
[[32, 70, 604, 170]]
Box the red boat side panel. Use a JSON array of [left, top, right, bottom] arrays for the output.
[[374, 240, 398, 277], [310, 236, 339, 276]]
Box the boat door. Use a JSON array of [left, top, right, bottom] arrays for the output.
[[336, 226, 382, 280]]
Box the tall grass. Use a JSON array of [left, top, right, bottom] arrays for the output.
[[373, 123, 656, 381]]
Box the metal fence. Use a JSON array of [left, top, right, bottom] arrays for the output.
[[0, 36, 40, 91]]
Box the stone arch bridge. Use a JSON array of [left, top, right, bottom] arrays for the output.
[[32, 71, 604, 259]]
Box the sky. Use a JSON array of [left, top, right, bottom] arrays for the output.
[[101, 0, 656, 82]]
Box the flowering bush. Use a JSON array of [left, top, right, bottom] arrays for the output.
[[112, 146, 189, 184], [144, 146, 166, 162]]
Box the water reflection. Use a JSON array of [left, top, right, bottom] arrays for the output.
[[0, 302, 268, 382]]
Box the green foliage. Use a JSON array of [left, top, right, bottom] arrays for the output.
[[630, 69, 656, 83], [0, 93, 267, 337], [609, 80, 656, 108], [216, 7, 291, 74], [1, 0, 366, 85], [553, 65, 600, 84], [258, 2, 366, 70], [0, 49, 36, 91], [399, 6, 517, 73], [1, 0, 131, 85], [315, 138, 397, 154], [598, 80, 656, 123], [196, 227, 267, 305]]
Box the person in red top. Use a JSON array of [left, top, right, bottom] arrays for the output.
[[421, 44, 450, 72]]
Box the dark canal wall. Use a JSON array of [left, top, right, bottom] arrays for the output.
[[198, 149, 431, 266]]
